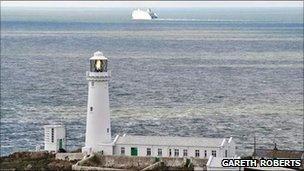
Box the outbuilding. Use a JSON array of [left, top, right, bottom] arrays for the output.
[[44, 125, 66, 152], [112, 134, 235, 158]]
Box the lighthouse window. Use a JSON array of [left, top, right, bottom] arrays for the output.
[[169, 149, 172, 156], [51, 128, 54, 143], [204, 150, 207, 158], [146, 148, 151, 156], [195, 150, 200, 157], [103, 60, 108, 71], [225, 150, 228, 157], [91, 82, 94, 86], [107, 128, 109, 133], [91, 60, 107, 72], [90, 107, 93, 111], [174, 149, 179, 157]]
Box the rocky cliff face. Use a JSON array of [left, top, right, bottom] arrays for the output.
[[0, 151, 74, 170], [78, 154, 207, 170]]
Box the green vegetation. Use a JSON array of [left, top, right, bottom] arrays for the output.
[[0, 151, 73, 170], [154, 157, 160, 163], [184, 158, 191, 167]]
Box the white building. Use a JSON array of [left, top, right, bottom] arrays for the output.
[[113, 134, 235, 158], [44, 125, 66, 152], [82, 51, 236, 158]]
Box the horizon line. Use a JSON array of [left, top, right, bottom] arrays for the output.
[[1, 1, 303, 8]]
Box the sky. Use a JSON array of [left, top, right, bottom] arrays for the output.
[[1, 1, 303, 8]]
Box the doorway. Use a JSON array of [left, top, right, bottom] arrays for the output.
[[59, 139, 63, 149], [131, 147, 138, 156]]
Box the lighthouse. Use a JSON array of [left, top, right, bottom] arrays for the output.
[[79, 51, 236, 158], [82, 51, 113, 155]]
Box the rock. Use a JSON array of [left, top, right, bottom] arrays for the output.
[[25, 164, 32, 170], [8, 151, 54, 160], [47, 160, 72, 171], [1, 151, 71, 171]]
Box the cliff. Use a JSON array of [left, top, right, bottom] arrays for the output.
[[0, 151, 75, 170]]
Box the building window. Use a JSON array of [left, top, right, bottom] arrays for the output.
[[146, 148, 151, 156], [121, 147, 125, 155], [212, 150, 216, 157], [169, 149, 172, 157], [91, 82, 94, 86], [158, 149, 162, 156], [107, 128, 109, 133], [183, 149, 188, 157], [195, 150, 200, 157], [225, 150, 228, 157], [51, 128, 54, 143], [204, 150, 207, 158], [174, 149, 179, 157], [90, 107, 93, 111]]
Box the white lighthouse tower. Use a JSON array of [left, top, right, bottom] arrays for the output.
[[82, 51, 113, 155]]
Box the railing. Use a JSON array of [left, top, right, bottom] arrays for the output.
[[86, 71, 111, 82], [86, 71, 111, 78]]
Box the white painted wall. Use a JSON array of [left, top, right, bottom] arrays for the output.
[[113, 144, 235, 158], [227, 138, 236, 157], [84, 80, 111, 147], [44, 125, 66, 152], [83, 52, 112, 154]]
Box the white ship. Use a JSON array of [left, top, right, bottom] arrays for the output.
[[132, 9, 158, 20]]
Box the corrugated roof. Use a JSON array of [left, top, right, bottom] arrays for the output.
[[115, 135, 228, 147]]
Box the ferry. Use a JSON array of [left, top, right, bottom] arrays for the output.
[[132, 9, 158, 20]]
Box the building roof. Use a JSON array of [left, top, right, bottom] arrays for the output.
[[44, 125, 65, 128], [90, 51, 107, 60], [254, 149, 304, 159], [115, 135, 231, 148]]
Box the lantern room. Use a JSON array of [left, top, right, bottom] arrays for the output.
[[90, 51, 108, 72]]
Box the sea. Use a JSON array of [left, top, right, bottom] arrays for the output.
[[1, 7, 303, 156]]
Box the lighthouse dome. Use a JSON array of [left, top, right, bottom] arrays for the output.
[[90, 51, 107, 60]]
